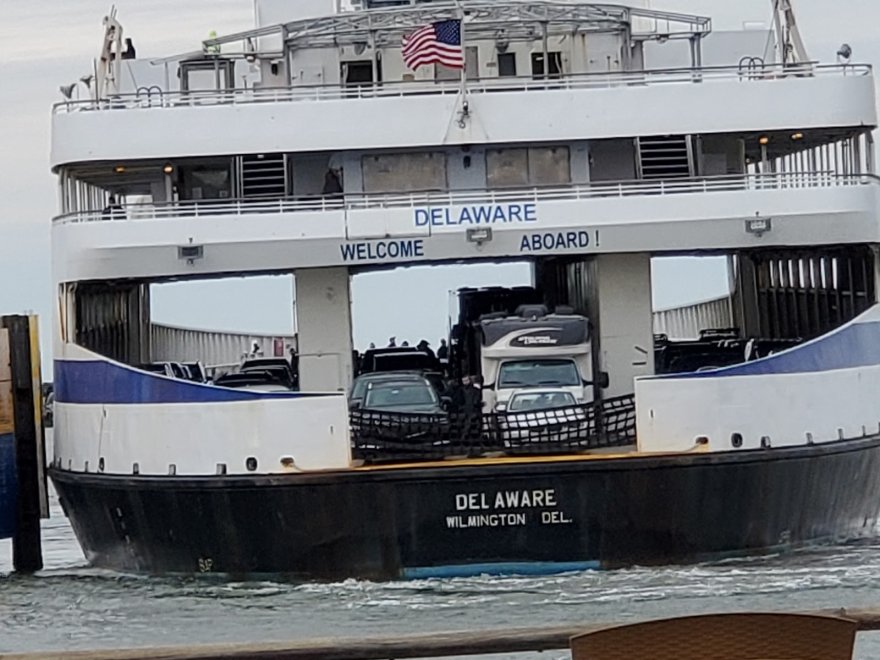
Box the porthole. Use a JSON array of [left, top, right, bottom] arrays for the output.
[[730, 433, 743, 449]]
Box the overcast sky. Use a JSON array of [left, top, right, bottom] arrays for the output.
[[1, 0, 877, 357]]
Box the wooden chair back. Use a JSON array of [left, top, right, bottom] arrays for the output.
[[570, 612, 857, 660]]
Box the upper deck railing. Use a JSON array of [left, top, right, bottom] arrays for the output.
[[52, 172, 880, 226], [51, 62, 871, 114]]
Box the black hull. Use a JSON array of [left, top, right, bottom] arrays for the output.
[[51, 435, 880, 580]]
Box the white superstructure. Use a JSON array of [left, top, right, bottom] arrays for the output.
[[50, 0, 880, 476]]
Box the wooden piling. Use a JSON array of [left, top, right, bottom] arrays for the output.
[[2, 315, 43, 573]]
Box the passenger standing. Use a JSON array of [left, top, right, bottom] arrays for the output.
[[103, 195, 123, 220], [322, 168, 343, 197], [453, 376, 483, 452], [387, 337, 396, 348], [121, 38, 136, 59], [417, 339, 435, 360], [436, 339, 448, 360]]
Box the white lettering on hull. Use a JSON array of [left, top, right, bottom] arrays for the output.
[[447, 488, 572, 529]]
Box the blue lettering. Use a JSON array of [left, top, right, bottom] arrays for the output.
[[414, 203, 537, 227], [473, 206, 492, 224], [518, 231, 591, 253], [340, 239, 427, 262]]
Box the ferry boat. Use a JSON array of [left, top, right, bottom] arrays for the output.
[[49, 0, 880, 580]]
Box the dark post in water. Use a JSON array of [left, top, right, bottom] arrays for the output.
[[2, 315, 44, 572]]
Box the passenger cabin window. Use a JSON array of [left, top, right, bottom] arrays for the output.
[[362, 152, 447, 193], [342, 60, 381, 86], [435, 46, 479, 81], [486, 147, 571, 188], [531, 52, 562, 79], [497, 52, 517, 77], [178, 161, 233, 200]]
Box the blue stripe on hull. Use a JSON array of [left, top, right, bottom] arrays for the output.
[[655, 318, 880, 379], [54, 359, 333, 404], [401, 561, 600, 579], [0, 433, 17, 539]]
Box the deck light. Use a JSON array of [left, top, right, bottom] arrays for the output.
[[758, 135, 770, 145], [466, 227, 493, 245], [162, 163, 174, 174], [791, 132, 804, 140], [745, 216, 772, 237], [114, 165, 126, 173]]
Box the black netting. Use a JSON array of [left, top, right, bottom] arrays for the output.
[[350, 394, 636, 463]]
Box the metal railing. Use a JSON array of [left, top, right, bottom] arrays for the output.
[[350, 394, 636, 463], [53, 172, 879, 226], [52, 62, 870, 114]]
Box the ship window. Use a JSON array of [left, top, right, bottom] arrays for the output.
[[529, 147, 571, 185], [487, 147, 570, 188], [531, 52, 562, 79], [179, 161, 232, 200], [342, 61, 380, 86], [486, 148, 529, 188], [435, 46, 479, 81], [362, 152, 447, 193], [498, 53, 517, 77]]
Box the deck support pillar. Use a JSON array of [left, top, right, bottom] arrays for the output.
[[294, 267, 354, 393], [592, 253, 655, 398]]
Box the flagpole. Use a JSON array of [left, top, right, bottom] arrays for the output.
[[454, 0, 468, 120]]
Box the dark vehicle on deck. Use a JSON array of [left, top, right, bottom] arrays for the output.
[[363, 378, 445, 414], [358, 347, 441, 375], [241, 357, 297, 389]]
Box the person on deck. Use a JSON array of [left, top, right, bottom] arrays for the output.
[[436, 339, 449, 360], [417, 340, 435, 359], [121, 38, 136, 59], [102, 195, 123, 220], [387, 337, 396, 348], [322, 168, 343, 197]]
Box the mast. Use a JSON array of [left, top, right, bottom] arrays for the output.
[[772, 0, 809, 65], [96, 6, 124, 100]]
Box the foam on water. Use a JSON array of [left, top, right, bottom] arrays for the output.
[[2, 492, 880, 657]]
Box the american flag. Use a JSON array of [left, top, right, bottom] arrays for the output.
[[402, 19, 464, 70]]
